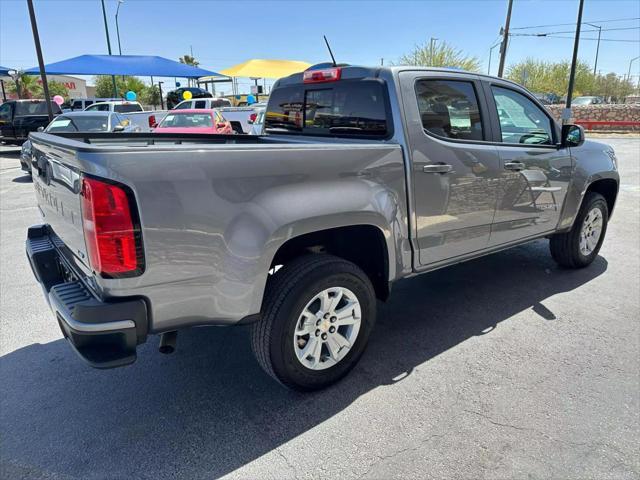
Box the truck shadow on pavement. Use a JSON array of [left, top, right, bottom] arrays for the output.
[[0, 240, 608, 479]]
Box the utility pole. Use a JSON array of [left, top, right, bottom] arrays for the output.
[[26, 0, 53, 121], [115, 0, 124, 55], [585, 23, 601, 76], [497, 0, 513, 78], [100, 0, 118, 97], [564, 0, 585, 124]]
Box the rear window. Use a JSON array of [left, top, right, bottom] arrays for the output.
[[114, 103, 143, 113], [46, 115, 111, 133], [159, 112, 213, 128], [264, 80, 389, 137], [15, 101, 61, 115]]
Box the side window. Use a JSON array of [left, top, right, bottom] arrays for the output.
[[194, 100, 206, 109], [491, 86, 553, 145], [415, 79, 484, 141], [174, 101, 191, 109], [72, 100, 83, 110], [0, 103, 13, 121]]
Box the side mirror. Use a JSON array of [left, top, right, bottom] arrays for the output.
[[37, 126, 44, 132], [113, 124, 125, 132], [561, 124, 585, 148]]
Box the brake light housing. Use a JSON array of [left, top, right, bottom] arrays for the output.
[[80, 176, 144, 278], [303, 67, 342, 83]]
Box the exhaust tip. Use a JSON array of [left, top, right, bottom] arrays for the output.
[[158, 331, 177, 355]]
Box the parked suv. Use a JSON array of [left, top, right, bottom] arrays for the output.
[[166, 87, 212, 109]]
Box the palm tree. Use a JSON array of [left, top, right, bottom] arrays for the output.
[[7, 72, 43, 98], [179, 55, 200, 86]]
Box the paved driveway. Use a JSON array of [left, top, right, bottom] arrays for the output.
[[1, 138, 638, 479]]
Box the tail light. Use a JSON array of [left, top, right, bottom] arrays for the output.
[[148, 115, 157, 128], [303, 67, 342, 83], [80, 176, 144, 277], [249, 113, 257, 123]]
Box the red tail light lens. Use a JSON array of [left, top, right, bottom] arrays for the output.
[[148, 114, 156, 128], [249, 113, 257, 122], [303, 67, 342, 83], [80, 177, 144, 277]]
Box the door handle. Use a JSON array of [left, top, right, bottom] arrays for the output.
[[504, 161, 525, 171], [423, 164, 453, 174]]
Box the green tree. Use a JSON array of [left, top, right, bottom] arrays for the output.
[[46, 80, 69, 99], [93, 75, 146, 98], [397, 40, 481, 72], [179, 54, 199, 67], [6, 73, 43, 98], [140, 85, 161, 107]]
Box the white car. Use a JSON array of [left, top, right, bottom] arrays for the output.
[[248, 106, 265, 135], [173, 98, 232, 110], [85, 100, 144, 113], [220, 102, 268, 134]]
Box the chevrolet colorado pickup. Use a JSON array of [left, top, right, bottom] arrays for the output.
[[25, 65, 619, 390]]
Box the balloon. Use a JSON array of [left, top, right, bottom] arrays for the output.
[[183, 90, 193, 100], [125, 91, 137, 101], [52, 95, 64, 106], [246, 94, 256, 105]]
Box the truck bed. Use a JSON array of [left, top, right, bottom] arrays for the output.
[[27, 131, 408, 331]]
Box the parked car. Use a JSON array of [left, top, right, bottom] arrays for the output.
[[19, 111, 140, 173], [26, 65, 619, 391], [572, 96, 604, 105], [173, 97, 232, 110], [166, 87, 212, 109], [61, 97, 120, 112], [219, 103, 267, 134], [84, 100, 144, 113], [222, 93, 270, 106], [0, 99, 61, 145], [152, 109, 233, 134], [248, 105, 265, 135]]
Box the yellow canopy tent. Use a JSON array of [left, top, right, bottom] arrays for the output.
[[201, 59, 312, 81]]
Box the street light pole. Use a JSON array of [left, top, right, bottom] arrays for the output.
[[429, 37, 438, 66], [26, 0, 53, 122], [115, 0, 124, 55], [488, 42, 501, 75], [585, 23, 601, 76], [564, 0, 585, 124], [100, 0, 118, 97], [497, 0, 513, 77], [628, 56, 640, 83]]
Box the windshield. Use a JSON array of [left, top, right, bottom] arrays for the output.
[[46, 115, 111, 133], [15, 101, 61, 116], [158, 112, 213, 128], [264, 80, 390, 137]]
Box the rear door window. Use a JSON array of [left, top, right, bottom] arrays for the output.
[[114, 103, 142, 113], [194, 100, 206, 109], [415, 79, 484, 141], [265, 80, 389, 137]]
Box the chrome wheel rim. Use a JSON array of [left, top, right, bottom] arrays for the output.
[[293, 287, 362, 371], [579, 207, 603, 256]]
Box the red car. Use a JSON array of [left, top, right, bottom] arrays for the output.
[[153, 109, 233, 134]]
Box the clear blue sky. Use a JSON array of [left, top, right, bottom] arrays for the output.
[[1, 0, 639, 93]]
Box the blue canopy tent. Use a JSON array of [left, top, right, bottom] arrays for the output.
[[24, 54, 224, 78], [0, 65, 13, 76]]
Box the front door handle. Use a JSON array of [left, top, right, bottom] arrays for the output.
[[504, 161, 525, 171], [423, 164, 453, 174]]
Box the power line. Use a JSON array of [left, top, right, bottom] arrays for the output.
[[511, 17, 640, 30], [525, 26, 640, 35], [510, 33, 640, 43]]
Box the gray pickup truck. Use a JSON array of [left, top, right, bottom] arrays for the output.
[[25, 65, 619, 390]]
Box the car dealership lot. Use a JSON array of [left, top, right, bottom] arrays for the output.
[[1, 138, 638, 479]]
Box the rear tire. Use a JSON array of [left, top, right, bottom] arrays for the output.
[[550, 192, 608, 268], [251, 254, 376, 391]]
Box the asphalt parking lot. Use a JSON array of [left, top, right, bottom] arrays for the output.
[[1, 137, 638, 480]]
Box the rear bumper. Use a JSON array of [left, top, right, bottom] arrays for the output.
[[26, 224, 148, 368]]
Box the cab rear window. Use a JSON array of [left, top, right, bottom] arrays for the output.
[[264, 80, 390, 137]]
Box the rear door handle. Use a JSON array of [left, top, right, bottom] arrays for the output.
[[423, 164, 453, 174], [504, 161, 525, 171]]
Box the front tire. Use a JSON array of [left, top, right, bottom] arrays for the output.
[[550, 192, 609, 268], [251, 254, 376, 391]]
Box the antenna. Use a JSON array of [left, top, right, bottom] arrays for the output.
[[323, 35, 337, 67]]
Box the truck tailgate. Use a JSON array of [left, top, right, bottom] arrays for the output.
[[30, 138, 89, 268]]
